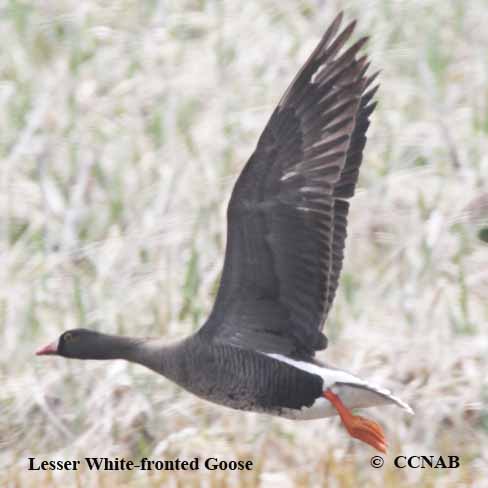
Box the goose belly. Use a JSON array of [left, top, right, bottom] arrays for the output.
[[175, 343, 412, 417], [178, 345, 324, 414]]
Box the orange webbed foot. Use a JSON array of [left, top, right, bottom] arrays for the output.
[[323, 388, 387, 453], [342, 413, 387, 453]]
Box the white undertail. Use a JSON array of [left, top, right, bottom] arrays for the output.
[[266, 353, 413, 420]]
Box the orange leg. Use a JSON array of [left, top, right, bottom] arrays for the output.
[[323, 389, 387, 453]]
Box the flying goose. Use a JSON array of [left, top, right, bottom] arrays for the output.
[[37, 12, 413, 453]]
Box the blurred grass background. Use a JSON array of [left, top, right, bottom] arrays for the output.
[[1, 0, 487, 486]]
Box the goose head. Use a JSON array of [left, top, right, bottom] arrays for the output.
[[36, 328, 123, 360]]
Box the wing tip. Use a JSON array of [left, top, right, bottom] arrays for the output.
[[330, 11, 345, 32]]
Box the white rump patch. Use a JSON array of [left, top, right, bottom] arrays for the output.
[[266, 353, 414, 419]]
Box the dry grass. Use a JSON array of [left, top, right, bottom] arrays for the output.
[[1, 0, 487, 486]]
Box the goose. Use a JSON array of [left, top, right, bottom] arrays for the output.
[[37, 12, 413, 453]]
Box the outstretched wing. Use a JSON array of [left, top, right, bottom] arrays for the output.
[[200, 13, 378, 359]]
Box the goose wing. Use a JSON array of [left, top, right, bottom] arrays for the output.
[[200, 13, 378, 358]]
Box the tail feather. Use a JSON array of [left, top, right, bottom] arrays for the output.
[[266, 352, 413, 416], [335, 381, 414, 414]]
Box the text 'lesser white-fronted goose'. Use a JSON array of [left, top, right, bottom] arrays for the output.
[[37, 12, 413, 453]]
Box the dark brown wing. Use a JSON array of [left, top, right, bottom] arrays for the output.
[[199, 13, 378, 358]]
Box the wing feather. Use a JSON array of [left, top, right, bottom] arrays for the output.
[[200, 13, 378, 359]]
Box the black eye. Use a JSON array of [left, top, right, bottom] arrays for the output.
[[64, 332, 74, 343]]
